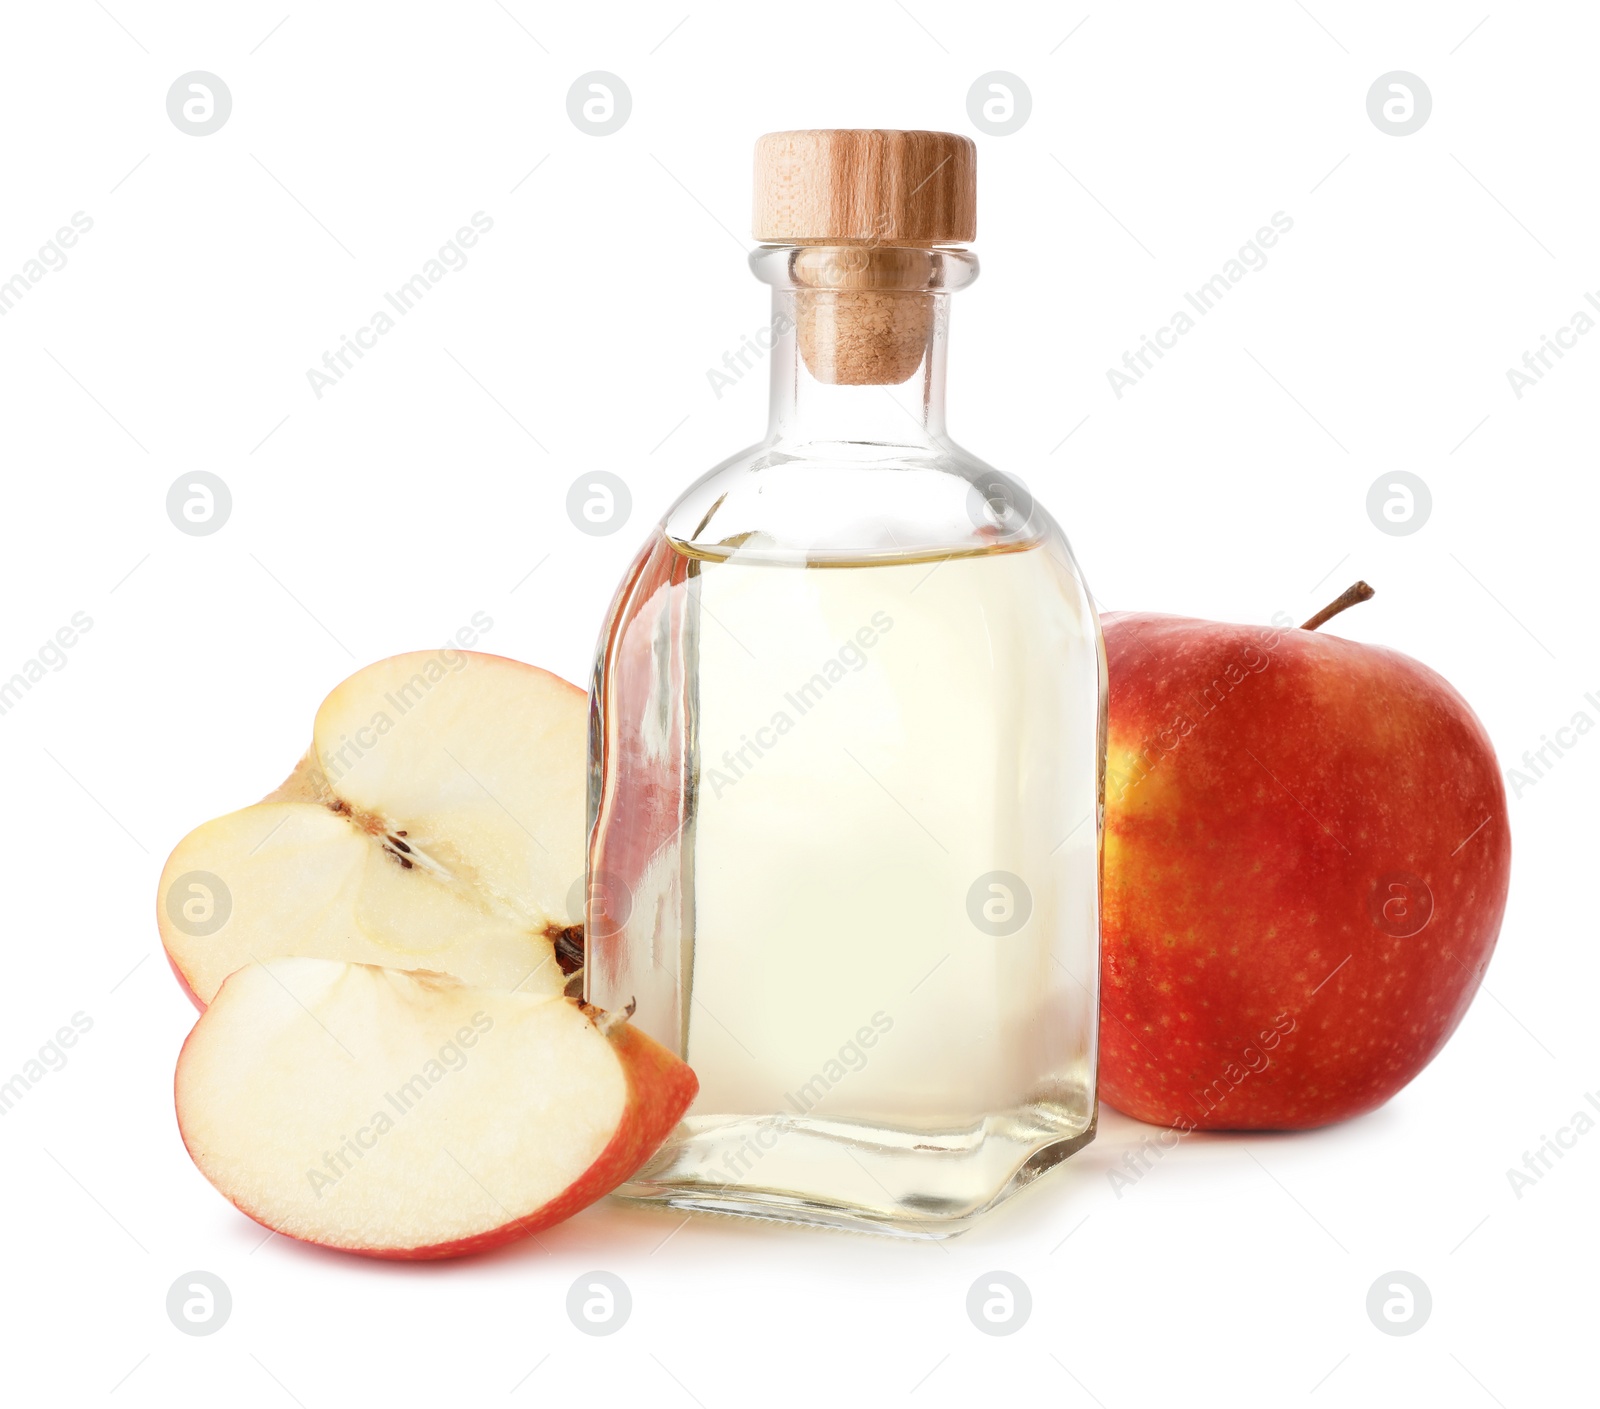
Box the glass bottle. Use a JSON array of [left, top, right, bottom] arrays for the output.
[[585, 130, 1104, 1237]]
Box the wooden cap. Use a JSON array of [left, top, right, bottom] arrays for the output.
[[754, 130, 976, 245]]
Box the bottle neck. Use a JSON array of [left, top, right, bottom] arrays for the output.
[[765, 289, 948, 445], [750, 244, 977, 453]]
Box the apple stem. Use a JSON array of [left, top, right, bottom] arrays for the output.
[[1300, 581, 1375, 632], [593, 998, 637, 1036]]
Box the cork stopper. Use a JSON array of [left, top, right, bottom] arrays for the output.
[[754, 131, 976, 246], [754, 131, 976, 387]]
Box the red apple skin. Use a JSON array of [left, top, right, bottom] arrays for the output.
[[1098, 610, 1511, 1131], [175, 1002, 698, 1261], [164, 947, 206, 1014]]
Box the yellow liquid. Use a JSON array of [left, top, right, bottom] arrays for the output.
[[590, 535, 1102, 1234]]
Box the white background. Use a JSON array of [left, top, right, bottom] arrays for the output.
[[1, 2, 1594, 1405]]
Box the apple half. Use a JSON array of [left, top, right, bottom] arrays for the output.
[[158, 651, 586, 1007], [175, 958, 696, 1258]]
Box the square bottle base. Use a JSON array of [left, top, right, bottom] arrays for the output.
[[612, 1105, 1097, 1240]]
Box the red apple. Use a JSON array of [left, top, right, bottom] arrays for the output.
[[175, 958, 697, 1258], [1098, 584, 1511, 1130]]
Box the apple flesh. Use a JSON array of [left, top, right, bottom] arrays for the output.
[[158, 651, 585, 1007], [1099, 586, 1511, 1130], [175, 958, 697, 1259]]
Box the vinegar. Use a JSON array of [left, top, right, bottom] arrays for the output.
[[587, 532, 1102, 1232]]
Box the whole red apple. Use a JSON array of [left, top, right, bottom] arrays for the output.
[[1098, 584, 1511, 1130]]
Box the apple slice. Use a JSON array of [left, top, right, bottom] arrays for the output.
[[175, 958, 696, 1258], [159, 651, 586, 1007]]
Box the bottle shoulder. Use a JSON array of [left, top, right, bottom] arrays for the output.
[[660, 435, 1066, 567]]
